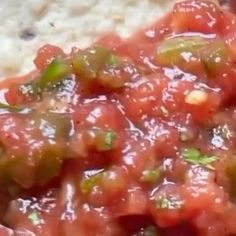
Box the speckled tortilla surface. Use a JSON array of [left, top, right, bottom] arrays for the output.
[[0, 0, 174, 77]]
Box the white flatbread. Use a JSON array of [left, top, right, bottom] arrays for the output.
[[0, 0, 174, 77]]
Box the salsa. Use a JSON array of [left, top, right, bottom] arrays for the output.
[[1, 0, 236, 235]]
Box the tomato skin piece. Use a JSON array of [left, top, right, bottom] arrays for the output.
[[73, 102, 127, 132], [121, 74, 168, 123], [5, 82, 37, 106], [172, 0, 222, 34], [116, 188, 148, 217], [34, 44, 65, 71], [5, 84, 26, 106]]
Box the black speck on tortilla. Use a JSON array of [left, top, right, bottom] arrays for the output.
[[19, 28, 36, 41]]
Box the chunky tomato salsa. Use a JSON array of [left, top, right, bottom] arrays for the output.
[[2, 0, 236, 235]]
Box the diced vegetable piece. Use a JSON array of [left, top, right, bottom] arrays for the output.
[[80, 168, 126, 196], [156, 36, 208, 66], [35, 144, 65, 185], [38, 59, 70, 90], [72, 46, 111, 79], [100, 168, 127, 196], [201, 40, 229, 74], [3, 152, 49, 188], [72, 46, 127, 88], [182, 148, 218, 170], [28, 211, 42, 226], [140, 167, 161, 185], [160, 106, 169, 118], [86, 130, 117, 152], [34, 44, 65, 70], [0, 155, 34, 188], [156, 196, 183, 210], [5, 81, 40, 107], [0, 102, 24, 112], [80, 172, 104, 194], [185, 90, 208, 105], [172, 0, 221, 34], [0, 112, 72, 188], [179, 128, 194, 142], [94, 130, 117, 151], [33, 113, 72, 185], [179, 132, 189, 142], [98, 68, 127, 89], [34, 112, 72, 140], [0, 142, 66, 188]]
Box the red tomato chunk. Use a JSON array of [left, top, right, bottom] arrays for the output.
[[1, 1, 236, 236]]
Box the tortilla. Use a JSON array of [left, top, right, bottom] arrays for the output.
[[0, 0, 174, 76]]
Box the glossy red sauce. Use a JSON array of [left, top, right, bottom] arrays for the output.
[[1, 1, 236, 235]]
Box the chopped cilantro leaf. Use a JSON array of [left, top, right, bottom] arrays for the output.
[[182, 148, 218, 170], [105, 131, 116, 147], [96, 130, 117, 151], [107, 54, 121, 67], [28, 211, 41, 226], [0, 102, 27, 113]]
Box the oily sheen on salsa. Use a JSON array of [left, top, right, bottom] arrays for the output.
[[1, 0, 236, 235]]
